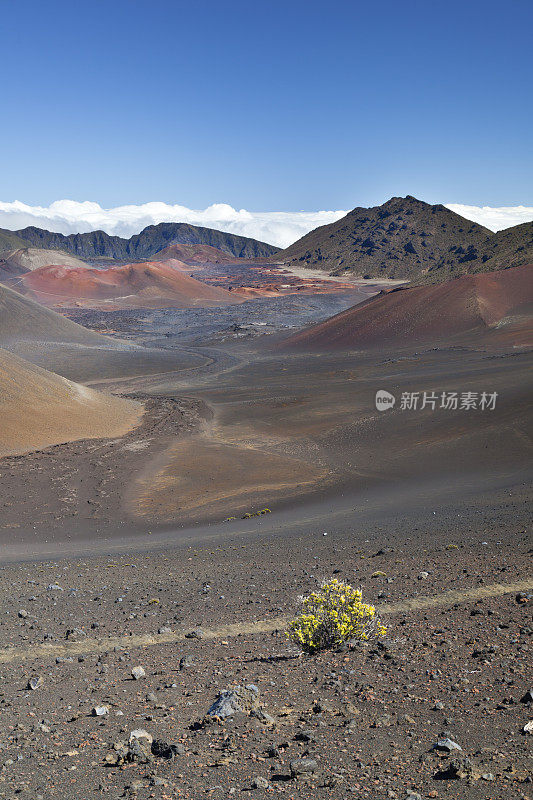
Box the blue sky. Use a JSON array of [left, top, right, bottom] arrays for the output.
[[2, 0, 532, 218]]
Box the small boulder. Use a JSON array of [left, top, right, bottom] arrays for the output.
[[28, 676, 43, 691], [206, 684, 259, 719], [131, 666, 146, 680], [433, 737, 462, 752], [251, 776, 270, 789], [290, 757, 318, 777]]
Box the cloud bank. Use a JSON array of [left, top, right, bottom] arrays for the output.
[[0, 200, 347, 249], [0, 200, 531, 249], [445, 203, 533, 232]]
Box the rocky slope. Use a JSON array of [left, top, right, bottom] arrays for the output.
[[0, 227, 32, 253], [14, 222, 279, 260], [274, 196, 533, 282]]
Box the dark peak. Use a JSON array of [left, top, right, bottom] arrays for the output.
[[381, 195, 429, 209]]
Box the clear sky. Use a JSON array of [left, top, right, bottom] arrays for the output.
[[2, 0, 532, 213]]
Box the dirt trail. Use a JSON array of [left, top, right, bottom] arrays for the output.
[[1, 577, 530, 665]]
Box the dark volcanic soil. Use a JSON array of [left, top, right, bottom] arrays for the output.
[[0, 283, 531, 800], [0, 492, 530, 800]]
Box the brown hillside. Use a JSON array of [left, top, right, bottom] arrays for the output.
[[282, 265, 533, 350], [0, 348, 142, 456], [9, 261, 241, 310]]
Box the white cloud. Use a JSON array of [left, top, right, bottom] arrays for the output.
[[0, 199, 530, 249], [0, 199, 347, 249], [445, 203, 533, 232]]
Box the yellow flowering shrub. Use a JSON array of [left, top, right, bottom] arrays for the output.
[[287, 578, 386, 653]]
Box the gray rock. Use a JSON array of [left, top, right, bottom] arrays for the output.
[[207, 684, 259, 719], [92, 705, 109, 717], [151, 739, 184, 759], [47, 584, 64, 592], [250, 709, 275, 725], [65, 628, 86, 641], [433, 737, 462, 752], [418, 572, 429, 580], [179, 655, 194, 670], [290, 757, 318, 777], [251, 776, 270, 789], [128, 737, 153, 764], [18, 610, 28, 619], [185, 628, 206, 639], [131, 666, 146, 680], [27, 676, 43, 690], [520, 690, 533, 703], [129, 729, 153, 745]]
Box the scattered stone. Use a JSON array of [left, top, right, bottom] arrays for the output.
[[482, 773, 495, 781], [433, 737, 462, 752], [523, 720, 533, 734], [405, 792, 422, 800], [520, 690, 533, 703], [27, 676, 43, 691], [418, 572, 429, 580], [129, 729, 153, 745], [251, 776, 270, 789], [206, 685, 260, 719], [250, 708, 275, 725], [65, 628, 86, 641], [47, 584, 64, 592], [158, 626, 172, 634], [433, 701, 445, 710], [151, 739, 184, 759], [372, 713, 392, 728], [185, 628, 206, 639], [179, 655, 194, 670], [313, 699, 335, 713], [127, 737, 153, 764], [18, 609, 28, 618], [294, 730, 315, 743], [131, 666, 146, 680], [92, 706, 109, 717], [434, 756, 480, 780], [290, 757, 318, 777]]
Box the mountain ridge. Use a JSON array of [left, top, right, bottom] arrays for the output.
[[10, 222, 279, 261]]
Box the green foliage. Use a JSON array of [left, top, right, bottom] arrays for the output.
[[287, 578, 386, 654]]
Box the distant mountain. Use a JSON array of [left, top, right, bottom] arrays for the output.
[[152, 242, 242, 265], [273, 196, 533, 283], [282, 264, 533, 350], [13, 222, 279, 261], [0, 228, 32, 253]]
